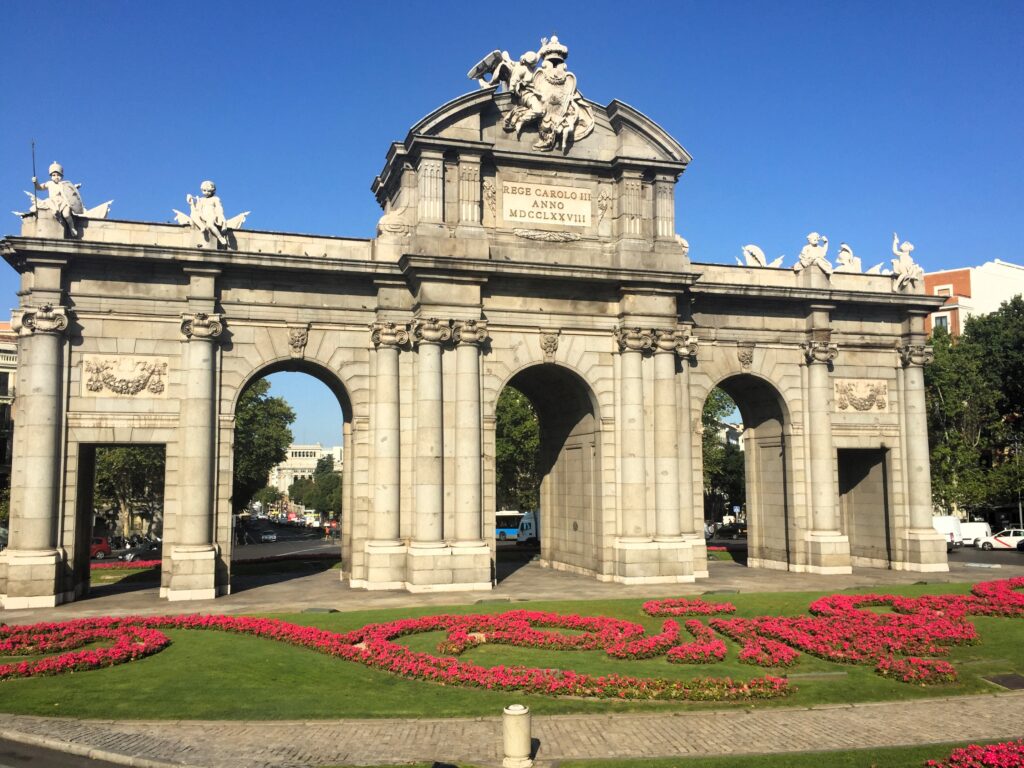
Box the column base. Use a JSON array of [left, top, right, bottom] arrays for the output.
[[363, 540, 408, 590], [892, 529, 950, 572], [406, 542, 492, 593], [166, 545, 218, 601], [0, 549, 64, 609], [611, 538, 697, 584], [803, 532, 853, 575]]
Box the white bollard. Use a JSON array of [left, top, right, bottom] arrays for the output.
[[502, 703, 533, 768]]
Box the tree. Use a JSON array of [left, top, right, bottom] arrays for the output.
[[232, 379, 295, 513], [253, 485, 282, 509], [702, 388, 745, 520], [288, 455, 341, 517], [495, 387, 540, 511], [94, 445, 165, 536]]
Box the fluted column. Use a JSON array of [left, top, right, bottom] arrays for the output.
[[900, 343, 936, 530], [9, 304, 68, 552], [178, 312, 223, 548], [616, 327, 653, 540], [370, 322, 408, 543], [412, 318, 451, 546], [653, 330, 681, 540], [803, 339, 839, 533], [453, 320, 487, 545]]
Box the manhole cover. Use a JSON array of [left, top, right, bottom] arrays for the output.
[[984, 674, 1024, 690]]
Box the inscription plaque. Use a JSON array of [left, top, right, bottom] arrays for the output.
[[501, 181, 592, 227]]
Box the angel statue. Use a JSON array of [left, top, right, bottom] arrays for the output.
[[793, 232, 833, 275], [18, 161, 112, 238], [174, 180, 249, 249], [891, 232, 924, 292]]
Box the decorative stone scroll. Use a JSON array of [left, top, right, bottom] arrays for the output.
[[412, 318, 453, 346], [11, 304, 68, 336], [370, 321, 410, 349], [180, 312, 224, 340], [834, 379, 889, 412], [539, 329, 559, 361], [654, 328, 698, 359], [287, 323, 309, 358], [615, 327, 654, 353], [81, 355, 169, 398], [453, 319, 489, 346], [899, 343, 934, 367], [802, 340, 838, 365]]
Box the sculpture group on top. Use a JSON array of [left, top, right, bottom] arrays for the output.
[[738, 231, 924, 291], [16, 162, 112, 238], [173, 180, 249, 249], [469, 36, 595, 154]]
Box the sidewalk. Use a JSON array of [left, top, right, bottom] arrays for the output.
[[2, 556, 1023, 767]]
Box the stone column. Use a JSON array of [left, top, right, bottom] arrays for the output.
[[458, 155, 482, 226], [898, 341, 946, 571], [616, 327, 653, 540], [676, 330, 700, 537], [803, 339, 839, 533], [412, 318, 451, 546], [452, 320, 487, 545], [417, 151, 445, 224], [3, 304, 68, 608], [169, 311, 222, 600], [653, 329, 681, 540], [370, 322, 408, 543]]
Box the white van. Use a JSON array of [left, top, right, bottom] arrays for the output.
[[959, 522, 992, 547], [517, 510, 539, 545], [932, 516, 963, 549]]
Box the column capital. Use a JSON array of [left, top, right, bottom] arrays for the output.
[[453, 319, 488, 347], [615, 326, 654, 353], [802, 340, 838, 365], [370, 321, 410, 349], [413, 317, 452, 346], [180, 312, 224, 341], [11, 304, 69, 337], [899, 343, 934, 367]]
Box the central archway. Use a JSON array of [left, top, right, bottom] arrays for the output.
[[496, 364, 603, 578], [711, 374, 794, 570]]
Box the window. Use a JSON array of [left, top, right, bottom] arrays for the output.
[[933, 315, 949, 331], [0, 373, 7, 396], [936, 288, 951, 297]]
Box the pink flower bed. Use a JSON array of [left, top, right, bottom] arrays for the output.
[[91, 560, 162, 570], [0, 577, 1021, 698], [926, 739, 1024, 767]]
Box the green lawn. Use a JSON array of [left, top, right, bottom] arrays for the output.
[[0, 582, 1020, 720]]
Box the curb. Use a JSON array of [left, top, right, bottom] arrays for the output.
[[0, 727, 203, 768]]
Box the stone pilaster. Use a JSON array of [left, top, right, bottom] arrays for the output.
[[452, 320, 488, 545], [417, 151, 445, 224], [654, 176, 675, 240], [458, 155, 482, 227], [801, 331, 852, 574], [411, 318, 450, 547], [899, 341, 948, 571], [653, 330, 682, 541], [616, 327, 652, 541], [365, 322, 409, 589], [168, 311, 223, 601], [2, 304, 68, 608], [617, 172, 643, 238]]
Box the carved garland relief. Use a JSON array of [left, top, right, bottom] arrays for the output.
[[834, 379, 889, 413], [81, 355, 169, 398]]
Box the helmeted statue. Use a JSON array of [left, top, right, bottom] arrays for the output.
[[32, 162, 85, 237]]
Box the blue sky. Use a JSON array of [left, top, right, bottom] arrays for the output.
[[2, 1, 1022, 445]]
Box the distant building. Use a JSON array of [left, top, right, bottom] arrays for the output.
[[268, 443, 343, 495], [0, 322, 16, 489], [716, 421, 745, 451], [924, 259, 1024, 335]]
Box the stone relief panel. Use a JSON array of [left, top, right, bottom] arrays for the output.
[[834, 379, 889, 413], [81, 355, 169, 398]]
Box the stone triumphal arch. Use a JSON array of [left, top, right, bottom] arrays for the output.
[[0, 39, 947, 607]]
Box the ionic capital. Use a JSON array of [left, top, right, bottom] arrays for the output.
[[802, 340, 838, 365], [181, 312, 224, 341], [370, 321, 410, 350], [615, 326, 654, 353], [11, 304, 69, 337], [899, 343, 934, 368], [413, 317, 452, 346], [453, 319, 488, 347]]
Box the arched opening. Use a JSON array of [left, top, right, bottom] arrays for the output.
[[494, 364, 602, 580], [228, 362, 350, 593], [703, 375, 793, 569]]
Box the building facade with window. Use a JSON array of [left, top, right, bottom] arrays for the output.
[[924, 260, 1024, 335], [267, 443, 343, 495]]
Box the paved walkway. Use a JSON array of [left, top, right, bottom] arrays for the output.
[[2, 692, 1023, 767], [2, 556, 1023, 767]]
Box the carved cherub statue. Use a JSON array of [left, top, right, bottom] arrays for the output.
[[174, 180, 249, 249], [793, 232, 833, 275], [891, 232, 924, 291], [834, 242, 862, 273], [32, 162, 84, 237]]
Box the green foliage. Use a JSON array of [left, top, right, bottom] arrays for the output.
[[702, 388, 744, 517], [495, 387, 540, 511], [0, 484, 8, 526], [232, 379, 295, 513], [94, 445, 165, 536], [289, 455, 341, 517], [253, 485, 283, 508], [925, 296, 1024, 517]]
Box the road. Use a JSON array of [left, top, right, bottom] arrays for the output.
[[0, 736, 124, 767]]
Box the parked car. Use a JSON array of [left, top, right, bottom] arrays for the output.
[[90, 536, 112, 560], [260, 530, 277, 543], [713, 523, 747, 540], [977, 529, 1024, 551]]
